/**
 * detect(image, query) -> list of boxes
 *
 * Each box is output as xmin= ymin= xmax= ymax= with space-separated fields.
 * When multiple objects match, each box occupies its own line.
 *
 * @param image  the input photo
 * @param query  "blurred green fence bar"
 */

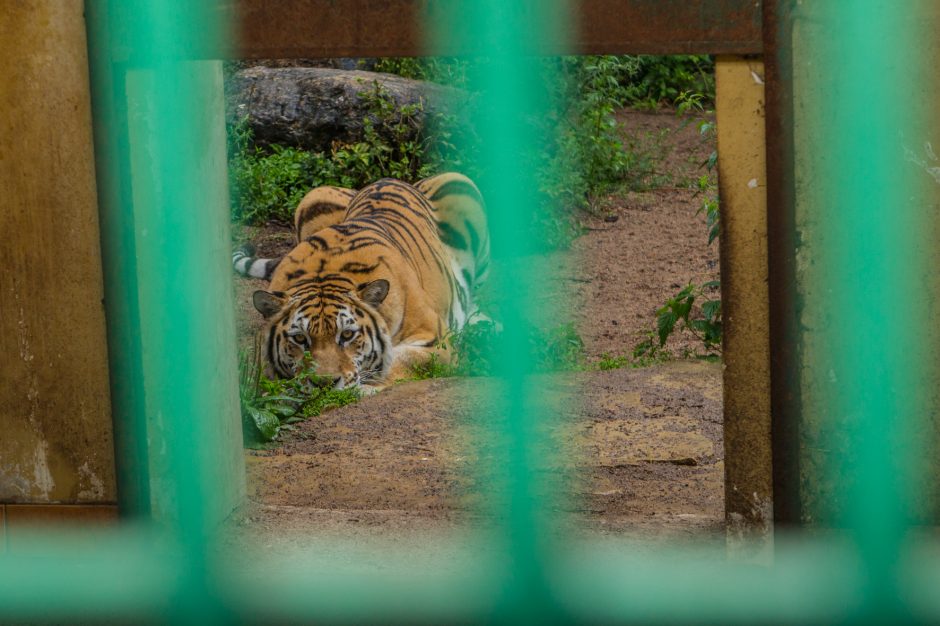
xmin=85 ymin=0 xmax=245 ymax=532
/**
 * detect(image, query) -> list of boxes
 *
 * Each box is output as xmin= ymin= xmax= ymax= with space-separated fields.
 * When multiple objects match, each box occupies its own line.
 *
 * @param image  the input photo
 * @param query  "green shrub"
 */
xmin=228 ymin=80 xmax=469 ymax=225
xmin=371 ymin=57 xmax=471 ymax=90
xmin=624 ymin=55 xmax=715 ymax=108
xmin=229 ymin=142 xmax=321 ymax=224
xmin=238 ymin=350 xmax=359 ymax=447
xmin=229 ymin=55 xmax=716 ymax=248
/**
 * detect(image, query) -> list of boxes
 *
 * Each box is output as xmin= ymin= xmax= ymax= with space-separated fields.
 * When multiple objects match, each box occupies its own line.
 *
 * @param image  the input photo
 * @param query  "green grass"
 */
xmin=406 ymin=321 xmax=586 ymax=381
xmin=239 ymin=350 xmax=360 ymax=448
xmin=406 ymin=320 xmax=694 ymax=381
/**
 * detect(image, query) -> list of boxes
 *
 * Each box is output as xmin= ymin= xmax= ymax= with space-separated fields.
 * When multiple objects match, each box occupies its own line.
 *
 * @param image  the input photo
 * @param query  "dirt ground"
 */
xmin=232 ymin=109 xmax=723 ymax=547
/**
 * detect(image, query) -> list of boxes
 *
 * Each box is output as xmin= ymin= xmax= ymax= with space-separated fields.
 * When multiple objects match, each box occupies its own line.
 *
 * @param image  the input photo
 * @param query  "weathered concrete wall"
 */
xmin=715 ymin=57 xmax=772 ymax=555
xmin=0 ymin=2 xmax=116 ymax=505
xmin=789 ymin=11 xmax=940 ymax=524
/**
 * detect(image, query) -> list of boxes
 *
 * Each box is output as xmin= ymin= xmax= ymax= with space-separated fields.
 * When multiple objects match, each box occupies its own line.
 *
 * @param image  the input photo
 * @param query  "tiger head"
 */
xmin=252 ymin=278 xmax=392 ymax=390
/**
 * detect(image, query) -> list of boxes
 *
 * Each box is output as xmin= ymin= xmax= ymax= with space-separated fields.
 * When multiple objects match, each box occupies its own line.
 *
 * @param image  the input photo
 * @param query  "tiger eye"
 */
xmin=340 ymin=329 xmax=355 ymax=342
xmin=291 ymin=334 xmax=307 ymax=346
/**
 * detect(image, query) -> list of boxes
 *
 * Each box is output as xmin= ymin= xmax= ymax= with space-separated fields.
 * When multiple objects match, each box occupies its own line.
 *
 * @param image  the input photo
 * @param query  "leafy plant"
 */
xmin=634 ymin=281 xmax=722 ymax=360
xmin=238 ymin=350 xmax=359 ymax=447
xmin=229 ymin=140 xmax=321 ymax=224
xmin=228 ymin=81 xmax=471 ymax=225
xmin=695 ymin=118 xmax=720 ymax=246
xmin=623 ymin=55 xmax=715 ymax=109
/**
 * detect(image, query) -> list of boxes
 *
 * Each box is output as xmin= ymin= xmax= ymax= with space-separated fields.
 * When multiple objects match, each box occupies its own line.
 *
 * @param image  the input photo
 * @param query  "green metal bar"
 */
xmin=425 ymin=1 xmax=577 ymax=620
xmin=83 ymin=0 xmax=243 ymax=621
xmin=13 ymin=531 xmax=940 ymax=623
xmin=785 ymin=1 xmax=937 ymax=620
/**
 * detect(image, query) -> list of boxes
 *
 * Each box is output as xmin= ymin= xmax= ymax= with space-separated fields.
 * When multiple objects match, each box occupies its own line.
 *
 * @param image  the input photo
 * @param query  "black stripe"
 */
xmin=340 ymin=261 xmax=380 ymax=274
xmin=465 ymin=219 xmax=481 ymax=255
xmin=428 ymin=180 xmax=484 ymax=204
xmin=360 ymin=306 xmax=386 ymax=358
xmin=299 ymin=201 xmax=345 ymax=226
xmin=438 ymin=222 xmax=468 ymax=251
xmin=305 ymin=235 xmax=329 ymax=250
xmin=286 ymin=269 xmax=306 ymax=280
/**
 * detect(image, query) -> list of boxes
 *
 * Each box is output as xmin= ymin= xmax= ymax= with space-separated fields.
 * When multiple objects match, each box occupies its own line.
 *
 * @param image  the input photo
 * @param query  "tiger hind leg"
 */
xmin=233 ymin=185 xmax=357 ymax=280
xmin=416 ymin=173 xmax=491 ymax=292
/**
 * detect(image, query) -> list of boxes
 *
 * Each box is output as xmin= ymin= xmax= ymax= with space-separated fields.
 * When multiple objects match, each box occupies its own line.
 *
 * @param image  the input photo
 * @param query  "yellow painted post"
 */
xmin=715 ymin=56 xmax=772 ymax=558
xmin=0 ymin=2 xmax=116 ymax=512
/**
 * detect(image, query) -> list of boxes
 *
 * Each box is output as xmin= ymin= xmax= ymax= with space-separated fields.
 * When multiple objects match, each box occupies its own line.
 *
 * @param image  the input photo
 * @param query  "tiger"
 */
xmin=233 ymin=172 xmax=490 ymax=393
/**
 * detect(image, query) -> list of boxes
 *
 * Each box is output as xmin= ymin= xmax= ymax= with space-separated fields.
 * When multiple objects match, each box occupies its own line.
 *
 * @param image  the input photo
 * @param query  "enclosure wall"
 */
xmin=0 ymin=0 xmax=118 ymax=534
xmin=766 ymin=1 xmax=940 ymax=525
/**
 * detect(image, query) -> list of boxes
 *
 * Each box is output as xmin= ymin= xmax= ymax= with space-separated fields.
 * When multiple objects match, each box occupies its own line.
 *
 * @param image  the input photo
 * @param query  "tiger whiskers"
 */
xmin=357 ymin=366 xmax=384 ymax=385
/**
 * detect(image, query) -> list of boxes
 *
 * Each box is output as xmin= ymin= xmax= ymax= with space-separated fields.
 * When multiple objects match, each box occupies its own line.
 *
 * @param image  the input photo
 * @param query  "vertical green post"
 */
xmin=776 ymin=0 xmax=940 ymax=619
xmin=427 ymin=1 xmax=573 ymax=620
xmin=85 ymin=0 xmax=244 ymax=554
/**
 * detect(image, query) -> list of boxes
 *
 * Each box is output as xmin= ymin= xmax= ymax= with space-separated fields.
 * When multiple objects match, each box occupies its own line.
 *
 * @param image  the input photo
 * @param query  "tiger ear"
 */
xmin=358 ymin=279 xmax=389 ymax=308
xmin=252 ymin=290 xmax=285 ymax=318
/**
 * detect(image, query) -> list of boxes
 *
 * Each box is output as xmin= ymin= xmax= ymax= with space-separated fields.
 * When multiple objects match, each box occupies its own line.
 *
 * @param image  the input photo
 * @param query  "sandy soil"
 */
xmin=231 ymin=109 xmax=723 ymax=546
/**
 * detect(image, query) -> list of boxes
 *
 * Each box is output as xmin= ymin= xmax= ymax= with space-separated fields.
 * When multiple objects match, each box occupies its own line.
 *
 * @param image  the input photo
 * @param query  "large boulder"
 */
xmin=226 ymin=67 xmax=465 ymax=152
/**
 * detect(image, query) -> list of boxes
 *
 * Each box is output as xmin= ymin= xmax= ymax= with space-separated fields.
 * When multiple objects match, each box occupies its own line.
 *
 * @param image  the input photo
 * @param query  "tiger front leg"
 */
xmin=387 ymin=342 xmax=454 ymax=383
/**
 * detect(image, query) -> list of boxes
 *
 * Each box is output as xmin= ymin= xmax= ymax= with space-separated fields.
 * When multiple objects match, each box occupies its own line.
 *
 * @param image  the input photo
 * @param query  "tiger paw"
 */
xmin=358 ymin=384 xmax=384 ymax=396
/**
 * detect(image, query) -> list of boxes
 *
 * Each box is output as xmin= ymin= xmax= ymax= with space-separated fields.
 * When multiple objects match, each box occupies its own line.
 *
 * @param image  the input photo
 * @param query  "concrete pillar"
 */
xmin=715 ymin=57 xmax=772 ymax=557
xmin=0 ymin=1 xmax=116 ymax=517
xmin=124 ymin=62 xmax=246 ymax=525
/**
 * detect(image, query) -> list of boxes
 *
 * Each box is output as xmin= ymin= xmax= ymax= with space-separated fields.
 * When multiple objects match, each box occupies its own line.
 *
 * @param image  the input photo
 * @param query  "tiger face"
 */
xmin=253 ymin=279 xmax=392 ymax=390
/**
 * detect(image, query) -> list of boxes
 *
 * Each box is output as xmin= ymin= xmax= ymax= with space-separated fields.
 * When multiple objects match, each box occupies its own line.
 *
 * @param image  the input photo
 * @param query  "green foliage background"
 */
xmin=227 ymin=55 xmax=715 ymax=250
